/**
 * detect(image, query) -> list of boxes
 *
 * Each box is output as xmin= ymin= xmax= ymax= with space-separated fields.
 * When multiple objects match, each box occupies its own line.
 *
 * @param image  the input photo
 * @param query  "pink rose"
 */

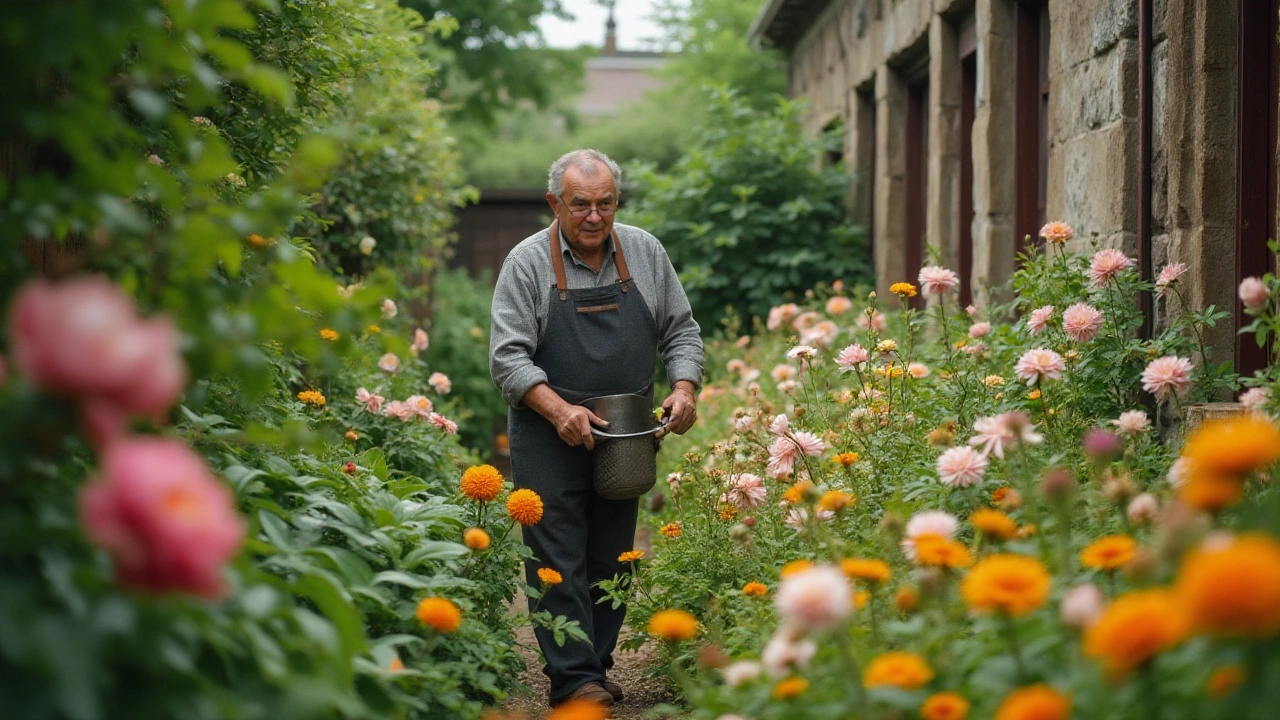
xmin=80 ymin=438 xmax=244 ymax=598
xmin=428 ymin=372 xmax=452 ymax=395
xmin=1239 ymin=276 xmax=1270 ymax=310
xmin=411 ymin=328 xmax=430 ymax=354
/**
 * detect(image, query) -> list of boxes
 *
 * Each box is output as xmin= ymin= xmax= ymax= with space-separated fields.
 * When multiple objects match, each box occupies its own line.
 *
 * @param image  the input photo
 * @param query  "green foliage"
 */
xmin=650 ymin=0 xmax=787 ymax=110
xmin=625 ymin=90 xmax=872 ymax=330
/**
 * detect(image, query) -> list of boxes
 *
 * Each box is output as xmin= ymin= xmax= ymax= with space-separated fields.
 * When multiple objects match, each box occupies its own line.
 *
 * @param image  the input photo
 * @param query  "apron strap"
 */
xmin=547 ymin=220 xmax=632 ymax=299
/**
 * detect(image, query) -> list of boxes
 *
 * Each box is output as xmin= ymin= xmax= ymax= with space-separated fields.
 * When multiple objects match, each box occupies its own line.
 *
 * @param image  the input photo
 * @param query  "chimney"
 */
xmin=603 ymin=2 xmax=617 ymax=55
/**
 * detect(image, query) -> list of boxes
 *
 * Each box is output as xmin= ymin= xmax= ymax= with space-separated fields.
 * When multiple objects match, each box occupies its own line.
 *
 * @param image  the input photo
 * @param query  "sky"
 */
xmin=538 ymin=0 xmax=670 ymax=51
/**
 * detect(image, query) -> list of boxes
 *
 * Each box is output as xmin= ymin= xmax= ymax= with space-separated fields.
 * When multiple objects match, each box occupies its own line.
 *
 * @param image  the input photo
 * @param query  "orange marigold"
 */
xmin=537 ymin=567 xmax=563 ymax=586
xmin=1205 ymin=664 xmax=1245 ymax=698
xmin=914 ymin=533 xmax=973 ymax=569
xmin=895 ymin=585 xmax=919 ymax=613
xmin=648 ymin=608 xmax=698 ymax=641
xmin=415 ymin=597 xmax=462 ymax=632
xmin=1083 ymin=588 xmax=1190 ymax=676
xmin=854 ymin=590 xmax=870 ymax=609
xmin=464 ymin=527 xmax=491 ymax=550
xmin=971 ymin=508 xmax=1018 ymax=541
xmin=319 ymin=328 xmax=339 ymax=341
xmin=718 ymin=504 xmax=739 ymax=520
xmin=297 ymin=390 xmax=326 ymax=406
xmin=772 ymin=677 xmax=809 ymax=699
xmin=1079 ymin=535 xmax=1137 ymax=571
xmin=344 ymin=429 xmax=359 ymax=441
xmin=834 ymin=452 xmax=860 ymax=466
xmin=660 ymin=522 xmax=682 ymax=538
xmin=841 ymin=558 xmax=892 ymax=584
xmin=388 ymin=655 xmax=405 ymax=672
xmin=506 ymin=488 xmax=543 ymax=525
xmin=782 ymin=480 xmax=815 ymax=505
xmin=890 ymin=282 xmax=918 ymax=298
xmin=1179 ymin=416 xmax=1280 ymax=511
xmin=863 ymin=651 xmax=933 ymax=690
xmin=618 ymin=549 xmax=645 ymax=563
xmin=780 ymin=559 xmax=814 ymax=578
xmin=961 ymin=554 xmax=1051 ymax=616
xmin=921 ymin=691 xmax=971 ymax=720
xmin=460 ymin=465 xmax=504 ymax=502
xmin=993 ymin=685 xmax=1071 ymax=720
xmin=743 ymin=581 xmax=769 ymax=597
xmin=818 ymin=490 xmax=855 ymax=513
xmin=1176 ymin=533 xmax=1280 ymax=637
xmin=547 ymin=698 xmax=609 ymax=720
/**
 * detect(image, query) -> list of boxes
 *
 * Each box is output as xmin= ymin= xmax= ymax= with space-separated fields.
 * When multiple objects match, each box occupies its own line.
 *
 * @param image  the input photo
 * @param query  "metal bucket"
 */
xmin=583 ymin=393 xmax=664 ymax=500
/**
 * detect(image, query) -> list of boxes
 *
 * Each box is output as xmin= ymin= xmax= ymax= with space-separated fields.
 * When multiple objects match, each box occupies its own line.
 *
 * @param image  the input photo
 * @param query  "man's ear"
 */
xmin=545 ymin=193 xmax=558 ymax=215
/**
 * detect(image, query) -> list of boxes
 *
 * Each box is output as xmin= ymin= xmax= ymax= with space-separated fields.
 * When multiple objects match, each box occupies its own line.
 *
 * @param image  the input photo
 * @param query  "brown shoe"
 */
xmin=558 ymin=681 xmax=614 ymax=708
xmin=601 ymin=679 xmax=624 ymax=702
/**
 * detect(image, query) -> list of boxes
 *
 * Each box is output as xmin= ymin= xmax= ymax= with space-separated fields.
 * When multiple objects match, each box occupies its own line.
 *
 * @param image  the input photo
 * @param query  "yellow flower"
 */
xmin=863 ymin=651 xmax=933 ymax=690
xmin=463 ymin=527 xmax=491 ymax=550
xmin=647 ymin=608 xmax=698 ymax=641
xmin=717 ymin=504 xmax=739 ymax=520
xmin=742 ymin=581 xmax=768 ymax=597
xmin=366 ymin=324 xmax=381 ymax=334
xmin=818 ymin=490 xmax=854 ymax=513
xmin=1179 ymin=416 xmax=1280 ymax=511
xmin=506 ymin=489 xmax=544 ymax=525
xmin=921 ymin=691 xmax=971 ymax=720
xmin=1083 ymin=588 xmax=1190 ymax=676
xmin=772 ymin=676 xmax=809 ymax=699
xmin=1080 ymin=535 xmax=1137 ymax=571
xmin=840 ymin=558 xmax=892 ymax=584
xmin=1027 ymin=388 xmax=1042 ymax=400
xmin=890 ymin=282 xmax=918 ymax=298
xmin=853 ymin=590 xmax=870 ymax=609
xmin=782 ymin=480 xmax=814 ymax=504
xmin=876 ymin=339 xmax=898 ymax=354
xmin=1176 ymin=533 xmax=1280 ymax=637
xmin=971 ymin=508 xmax=1018 ymax=541
xmin=344 ymin=429 xmax=359 ymax=441
xmin=983 ymin=374 xmax=1005 ymax=387
xmin=415 ymin=597 xmax=462 ymax=632
xmin=660 ymin=522 xmax=682 ymax=538
xmin=460 ymin=465 xmax=504 ymax=502
xmin=961 ymin=554 xmax=1051 ymax=616
xmin=537 ymin=567 xmax=563 ymax=586
xmin=319 ymin=328 xmax=339 ymax=341
xmin=618 ymin=550 xmax=645 ymax=563
xmin=413 ymin=193 xmax=424 ymax=203
xmin=547 ymin=699 xmax=610 ymax=720
xmin=834 ymin=452 xmax=860 ymax=466
xmin=780 ymin=559 xmax=813 ymax=578
xmin=994 ymin=685 xmax=1071 ymax=720
xmin=1205 ymin=664 xmax=1245 ymax=698
xmin=913 ymin=533 xmax=973 ymax=568
xmin=296 ymin=390 xmax=326 ymax=406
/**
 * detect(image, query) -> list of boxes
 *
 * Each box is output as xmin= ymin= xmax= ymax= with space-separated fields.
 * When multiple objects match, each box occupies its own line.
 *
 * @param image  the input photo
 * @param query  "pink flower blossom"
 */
xmin=792 ymin=311 xmax=822 ymax=332
xmin=1027 ymin=305 xmax=1055 ymax=335
xmin=1239 ymin=276 xmax=1270 ymax=310
xmin=723 ymin=472 xmax=767 ymax=509
xmin=1141 ymin=355 xmax=1194 ymax=403
xmin=792 ymin=430 xmax=826 ymax=457
xmin=856 ymin=310 xmax=888 ymax=332
xmin=968 ymin=321 xmax=991 ymax=339
xmin=736 ymin=335 xmax=751 ymax=349
xmin=907 ymin=362 xmax=930 ymax=379
xmin=1089 ymin=249 xmax=1135 ymax=286
xmin=726 ymin=358 xmax=746 ymax=374
xmin=761 ymin=626 xmax=817 ymax=677
xmin=382 ymin=400 xmax=415 ymax=422
xmin=801 ymin=320 xmax=840 ymax=348
xmin=356 ymin=387 xmax=384 ymax=414
xmin=429 ymin=412 xmax=458 ymax=434
xmin=721 ymin=661 xmax=762 ymax=687
xmin=1061 ymin=303 xmax=1104 ymax=342
xmin=381 ymin=298 xmax=398 ymax=319
xmin=768 ymin=414 xmax=790 ymax=436
xmin=786 ymin=345 xmax=818 ymax=362
xmin=1154 ymin=263 xmax=1187 ymax=295
xmin=965 ymin=304 xmax=978 ymax=316
xmin=377 ymin=353 xmax=401 ymax=374
xmin=1166 ymin=457 xmax=1190 ymax=488
xmin=1240 ymin=387 xmax=1271 ymax=412
xmin=784 ymin=507 xmax=834 ymax=528
xmin=770 ymin=364 xmax=797 ymax=382
xmin=918 ymin=265 xmax=961 ymax=295
xmin=825 ymin=296 xmax=852 ymax=315
xmin=80 ymin=438 xmax=244 ymax=598
xmin=428 ymin=371 xmax=452 ymax=394
xmin=836 ymin=344 xmax=869 ymax=369
xmin=1127 ymin=493 xmax=1159 ymax=525
xmin=1040 ymin=221 xmax=1074 ymax=244
xmin=969 ymin=412 xmax=1042 ymax=459
xmin=404 ymin=394 xmax=433 ymax=419
xmin=905 ymin=510 xmax=959 ymax=540
xmin=767 ymin=437 xmax=799 ymax=478
xmin=766 ymin=303 xmax=800 ymax=331
xmin=1014 ymin=348 xmax=1066 ymax=385
xmin=774 ymin=566 xmax=852 ymax=631
xmin=411 ymin=328 xmax=430 ymax=354
xmin=1060 ymin=584 xmax=1104 ymax=629
xmin=734 ymin=415 xmax=755 ymax=433
xmin=1111 ymin=409 xmax=1150 ymax=434
xmin=666 ymin=472 xmax=682 ymax=492
xmin=936 ymin=446 xmax=989 ymax=487
xmin=1082 ymin=429 xmax=1123 ymax=458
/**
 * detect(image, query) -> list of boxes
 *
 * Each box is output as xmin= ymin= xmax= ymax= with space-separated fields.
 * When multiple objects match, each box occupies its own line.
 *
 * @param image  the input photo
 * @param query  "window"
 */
xmin=905 ymin=74 xmax=929 ymax=308
xmin=1015 ymin=0 xmax=1049 ymax=253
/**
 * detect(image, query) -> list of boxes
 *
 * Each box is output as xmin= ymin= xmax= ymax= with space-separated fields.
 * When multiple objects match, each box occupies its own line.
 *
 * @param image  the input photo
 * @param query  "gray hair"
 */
xmin=547 ymin=149 xmax=622 ymax=198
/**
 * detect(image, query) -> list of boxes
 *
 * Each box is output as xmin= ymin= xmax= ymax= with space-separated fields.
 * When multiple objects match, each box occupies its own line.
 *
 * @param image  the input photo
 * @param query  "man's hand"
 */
xmin=551 ymin=404 xmax=610 ymax=450
xmin=659 ymin=381 xmax=698 ymax=436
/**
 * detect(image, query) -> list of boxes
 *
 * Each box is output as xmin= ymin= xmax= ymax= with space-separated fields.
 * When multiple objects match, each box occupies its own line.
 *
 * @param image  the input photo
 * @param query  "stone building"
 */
xmin=577 ymin=9 xmax=668 ymax=119
xmin=750 ymin=0 xmax=1278 ymax=374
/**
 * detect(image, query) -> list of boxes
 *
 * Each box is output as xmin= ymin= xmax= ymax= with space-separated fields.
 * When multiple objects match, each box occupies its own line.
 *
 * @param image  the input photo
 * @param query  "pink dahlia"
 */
xmin=825 ymin=296 xmax=852 ymax=316
xmin=907 ymin=362 xmax=931 ymax=379
xmin=1111 ymin=410 xmax=1150 ymax=435
xmin=1026 ymin=305 xmax=1055 ymax=335
xmin=836 ymin=344 xmax=870 ymax=369
xmin=801 ymin=320 xmax=840 ymax=348
xmin=405 ymin=394 xmax=433 ymax=419
xmin=918 ymin=265 xmax=961 ymax=295
xmin=905 ymin=510 xmax=959 ymax=540
xmin=1061 ymin=303 xmax=1104 ymax=342
xmin=1040 ymin=221 xmax=1074 ymax=244
xmin=1239 ymin=276 xmax=1270 ymax=310
xmin=381 ymin=298 xmax=398 ymax=319
xmin=1240 ymin=387 xmax=1271 ymax=412
xmin=428 ymin=371 xmax=452 ymax=395
xmin=429 ymin=412 xmax=458 ymax=434
xmin=792 ymin=311 xmax=822 ymax=332
xmin=768 ymin=414 xmax=790 ymax=435
xmin=969 ymin=411 xmax=1042 ymax=459
xmin=1060 ymin=584 xmax=1104 ymax=629
xmin=411 ymin=328 xmax=430 ymax=354
xmin=356 ymin=387 xmax=384 ymax=414
xmin=770 ymin=364 xmax=797 ymax=382
xmin=766 ymin=303 xmax=800 ymax=332
xmin=1154 ymin=263 xmax=1187 ymax=296
xmin=1141 ymin=355 xmax=1193 ymax=403
xmin=1014 ymin=348 xmax=1066 ymax=385
xmin=792 ymin=430 xmax=826 ymax=457
xmin=382 ymin=400 xmax=415 ymax=422
xmin=377 ymin=353 xmax=401 ymax=374
xmin=936 ymin=446 xmax=989 ymax=487
xmin=761 ymin=627 xmax=817 ymax=677
xmin=968 ymin=321 xmax=991 ymax=339
xmin=766 ymin=436 xmax=799 ymax=478
xmin=724 ymin=472 xmax=767 ymax=509
xmin=733 ymin=415 xmax=755 ymax=433
xmin=774 ymin=565 xmax=852 ymax=631
xmin=786 ymin=345 xmax=818 ymax=362
xmin=1088 ymin=249 xmax=1135 ymax=286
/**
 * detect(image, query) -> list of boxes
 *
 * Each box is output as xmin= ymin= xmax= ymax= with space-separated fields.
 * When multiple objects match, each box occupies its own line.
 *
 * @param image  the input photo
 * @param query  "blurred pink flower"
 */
xmin=968 ymin=321 xmax=991 ymax=338
xmin=761 ymin=626 xmax=817 ymax=677
xmin=1062 ymin=303 xmax=1103 ymax=342
xmin=1089 ymin=249 xmax=1135 ymax=286
xmin=792 ymin=311 xmax=822 ymax=332
xmin=405 ymin=394 xmax=433 ymax=419
xmin=906 ymin=510 xmax=959 ymax=540
xmin=726 ymin=358 xmax=746 ymax=374
xmin=836 ymin=344 xmax=869 ymax=369
xmin=411 ymin=328 xmax=430 ymax=354
xmin=1082 ymin=428 xmax=1123 ymax=458
xmin=1060 ymin=583 xmax=1104 ymax=629
xmin=792 ymin=430 xmax=826 ymax=457
xmin=1040 ymin=221 xmax=1074 ymax=244
xmin=1014 ymin=348 xmax=1066 ymax=385
xmin=801 ymin=320 xmax=840 ymax=348
xmin=429 ymin=412 xmax=458 ymax=434
xmin=1239 ymin=276 xmax=1270 ymax=309
xmin=1154 ymin=263 xmax=1187 ymax=295
xmin=1111 ymin=409 xmax=1150 ymax=434
xmin=1026 ymin=305 xmax=1055 ymax=335
xmin=768 ymin=414 xmax=790 ymax=435
xmin=825 ymin=296 xmax=852 ymax=316
xmin=777 ymin=378 xmax=798 ymax=394
xmin=723 ymin=472 xmax=767 ymax=509
xmin=766 ymin=303 xmax=800 ymax=331
xmin=1240 ymin=387 xmax=1271 ymax=411
xmin=784 ymin=507 xmax=834 ymax=529
xmin=965 ymin=304 xmax=978 ymax=316
xmin=786 ymin=345 xmax=818 ymax=362
xmin=1141 ymin=355 xmax=1193 ymax=403
xmin=1127 ymin=493 xmax=1159 ymax=525
xmin=356 ymin=387 xmax=384 ymax=414
xmin=969 ymin=412 xmax=1042 ymax=459
xmin=382 ymin=400 xmax=414 ymax=422
xmin=918 ymin=265 xmax=960 ymax=295
xmin=733 ymin=415 xmax=755 ymax=433
xmin=907 ymin=362 xmax=930 ymax=379
xmin=770 ymin=364 xmax=797 ymax=382
xmin=666 ymin=472 xmax=682 ymax=492
xmin=856 ymin=310 xmax=888 ymax=332
xmin=428 ymin=372 xmax=452 ymax=394
xmin=381 ymin=298 xmax=398 ymax=319
xmin=775 ymin=566 xmax=852 ymax=631
xmin=80 ymin=438 xmax=244 ymax=598
xmin=936 ymin=446 xmax=988 ymax=487
xmin=721 ymin=661 xmax=762 ymax=687
xmin=735 ymin=335 xmax=751 ymax=349
xmin=377 ymin=353 xmax=401 ymax=374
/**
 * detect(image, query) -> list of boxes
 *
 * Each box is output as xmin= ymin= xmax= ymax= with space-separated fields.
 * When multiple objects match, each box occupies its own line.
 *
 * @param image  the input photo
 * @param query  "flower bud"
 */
xmin=343 ymin=462 xmax=357 ymax=475
xmin=697 ymin=644 xmax=730 ymax=670
xmin=1101 ymin=470 xmax=1137 ymax=506
xmin=743 ymin=516 xmax=757 ymax=527
xmin=1082 ymin=429 xmax=1123 ymax=460
xmin=894 ymin=585 xmax=919 ymax=613
xmin=1122 ymin=547 xmax=1159 ymax=582
xmin=1126 ymin=493 xmax=1158 ymax=525
xmin=728 ymin=523 xmax=752 ymax=544
xmin=1040 ymin=467 xmax=1075 ymax=499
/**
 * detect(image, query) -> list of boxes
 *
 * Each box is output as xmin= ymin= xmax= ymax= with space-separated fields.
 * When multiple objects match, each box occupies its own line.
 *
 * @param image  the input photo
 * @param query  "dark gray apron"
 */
xmin=508 ymin=221 xmax=659 ymax=702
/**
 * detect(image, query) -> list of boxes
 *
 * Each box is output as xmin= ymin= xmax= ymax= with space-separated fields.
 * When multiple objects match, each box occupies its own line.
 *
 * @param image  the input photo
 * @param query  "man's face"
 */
xmin=546 ymin=162 xmax=617 ymax=257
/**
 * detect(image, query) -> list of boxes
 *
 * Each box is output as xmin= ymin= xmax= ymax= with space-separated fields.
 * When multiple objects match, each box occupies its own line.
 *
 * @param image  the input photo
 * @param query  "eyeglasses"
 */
xmin=559 ymin=195 xmax=617 ymax=218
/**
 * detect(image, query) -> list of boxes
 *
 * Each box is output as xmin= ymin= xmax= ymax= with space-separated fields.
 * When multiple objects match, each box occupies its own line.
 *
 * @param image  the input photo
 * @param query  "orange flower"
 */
xmin=464 ymin=527 xmax=491 ymax=550
xmin=994 ymin=684 xmax=1071 ymax=720
xmin=506 ymin=489 xmax=543 ymax=525
xmin=1083 ymin=589 xmax=1190 ymax=676
xmin=618 ymin=549 xmax=645 ymax=563
xmin=834 ymin=452 xmax=860 ymax=466
xmin=344 ymin=429 xmax=359 ymax=441
xmin=388 ymin=655 xmax=405 ymax=672
xmin=547 ymin=698 xmax=609 ymax=720
xmin=460 ymin=465 xmax=504 ymax=502
xmin=742 ymin=581 xmax=768 ymax=597
xmin=1205 ymin=664 xmax=1245 ymax=698
xmin=914 ymin=533 xmax=973 ymax=568
xmin=921 ymin=691 xmax=970 ymax=720
xmin=780 ymin=559 xmax=814 ymax=578
xmin=890 ymin=282 xmax=918 ymax=298
xmin=1179 ymin=415 xmax=1280 ymax=510
xmin=971 ymin=508 xmax=1018 ymax=541
xmin=1176 ymin=533 xmax=1280 ymax=637
xmin=840 ymin=558 xmax=892 ymax=584
xmin=718 ymin=504 xmax=739 ymax=520
xmin=648 ymin=609 xmax=698 ymax=641
xmin=782 ymin=480 xmax=815 ymax=504
xmin=818 ymin=490 xmax=855 ymax=513
xmin=660 ymin=522 xmax=682 ymax=538
xmin=895 ymin=585 xmax=919 ymax=613
xmin=1079 ymin=535 xmax=1137 ymax=571
xmin=961 ymin=554 xmax=1051 ymax=616
xmin=853 ymin=590 xmax=870 ymax=609
xmin=537 ymin=567 xmax=563 ymax=586
xmin=319 ymin=328 xmax=339 ymax=341
xmin=863 ymin=651 xmax=933 ymax=690
xmin=296 ymin=390 xmax=326 ymax=406
xmin=415 ymin=597 xmax=462 ymax=632
xmin=772 ymin=676 xmax=809 ymax=699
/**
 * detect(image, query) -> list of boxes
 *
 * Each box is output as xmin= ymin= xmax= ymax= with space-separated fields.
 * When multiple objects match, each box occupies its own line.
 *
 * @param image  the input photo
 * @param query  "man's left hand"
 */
xmin=659 ymin=381 xmax=698 ymax=436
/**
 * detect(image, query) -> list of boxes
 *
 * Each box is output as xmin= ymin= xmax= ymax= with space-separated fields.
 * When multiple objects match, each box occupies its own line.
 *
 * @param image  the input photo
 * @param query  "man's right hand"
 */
xmin=551 ymin=404 xmax=610 ymax=450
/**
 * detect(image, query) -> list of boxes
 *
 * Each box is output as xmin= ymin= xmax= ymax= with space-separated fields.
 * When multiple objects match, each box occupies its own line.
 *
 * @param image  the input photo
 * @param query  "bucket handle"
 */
xmin=591 ymin=417 xmax=668 ymax=440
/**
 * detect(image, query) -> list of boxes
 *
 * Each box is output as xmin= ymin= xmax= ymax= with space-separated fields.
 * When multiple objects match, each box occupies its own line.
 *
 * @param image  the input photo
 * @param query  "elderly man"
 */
xmin=489 ymin=149 xmax=703 ymax=707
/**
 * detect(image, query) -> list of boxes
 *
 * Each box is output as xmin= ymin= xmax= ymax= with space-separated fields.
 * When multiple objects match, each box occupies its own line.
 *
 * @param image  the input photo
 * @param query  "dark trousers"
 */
xmin=510 ymin=408 xmax=638 ymax=703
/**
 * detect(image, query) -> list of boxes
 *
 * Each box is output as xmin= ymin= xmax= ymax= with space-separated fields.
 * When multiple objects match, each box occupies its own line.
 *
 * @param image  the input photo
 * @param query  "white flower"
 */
xmin=774 ymin=566 xmax=852 ymax=631
xmin=381 ymin=298 xmax=398 ymax=319
xmin=360 ymin=236 xmax=377 ymax=255
xmin=787 ymin=344 xmax=818 ymax=361
xmin=1112 ymin=410 xmax=1151 ymax=435
xmin=760 ymin=626 xmax=817 ymax=677
xmin=905 ymin=510 xmax=959 ymax=540
xmin=720 ymin=661 xmax=762 ymax=687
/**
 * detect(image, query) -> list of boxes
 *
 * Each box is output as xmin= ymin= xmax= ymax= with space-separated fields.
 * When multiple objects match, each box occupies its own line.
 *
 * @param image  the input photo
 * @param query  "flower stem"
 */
xmin=1002 ymin=614 xmax=1029 ymax=682
xmin=834 ymin=631 xmax=871 ymax=716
